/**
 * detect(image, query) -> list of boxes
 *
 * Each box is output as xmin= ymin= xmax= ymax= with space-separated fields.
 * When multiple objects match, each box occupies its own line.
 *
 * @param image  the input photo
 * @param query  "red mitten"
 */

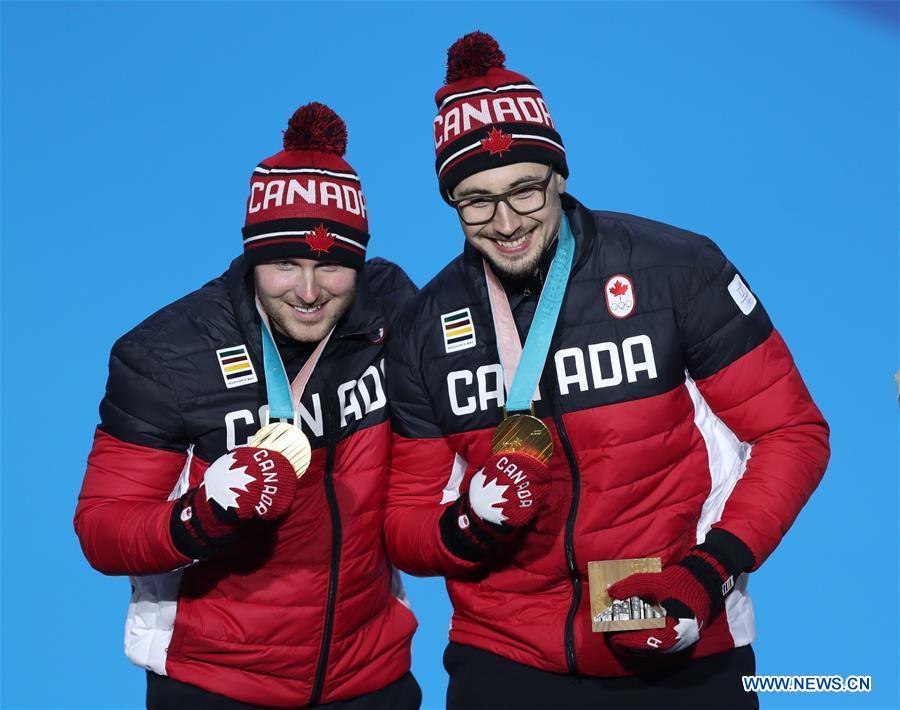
xmin=171 ymin=447 xmax=297 ymax=559
xmin=440 ymin=451 xmax=549 ymax=562
xmin=607 ymin=531 xmax=754 ymax=654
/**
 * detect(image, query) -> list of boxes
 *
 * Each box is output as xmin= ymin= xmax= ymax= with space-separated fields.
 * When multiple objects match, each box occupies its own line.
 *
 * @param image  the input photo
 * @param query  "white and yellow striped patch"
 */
xmin=441 ymin=308 xmax=476 ymax=353
xmin=216 ymin=344 xmax=257 ymax=388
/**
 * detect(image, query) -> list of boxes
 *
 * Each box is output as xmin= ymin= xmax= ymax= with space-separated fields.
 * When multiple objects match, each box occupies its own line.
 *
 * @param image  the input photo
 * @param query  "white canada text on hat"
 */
xmin=434 ymin=95 xmax=555 ymax=149
xmin=248 ymin=178 xmax=367 ymax=219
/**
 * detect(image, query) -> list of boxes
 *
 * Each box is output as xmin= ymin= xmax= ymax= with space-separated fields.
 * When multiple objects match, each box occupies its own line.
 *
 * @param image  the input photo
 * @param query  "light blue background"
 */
xmin=2 ymin=2 xmax=897 ymax=708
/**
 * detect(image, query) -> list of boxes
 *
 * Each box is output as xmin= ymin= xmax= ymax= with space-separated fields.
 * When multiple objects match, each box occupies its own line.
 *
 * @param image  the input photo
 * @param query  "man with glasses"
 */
xmin=384 ymin=32 xmax=829 ymax=708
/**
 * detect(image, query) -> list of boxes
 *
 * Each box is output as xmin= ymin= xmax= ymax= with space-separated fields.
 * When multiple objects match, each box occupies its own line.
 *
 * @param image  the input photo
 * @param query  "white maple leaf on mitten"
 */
xmin=201 ymin=452 xmax=255 ymax=510
xmin=468 ymin=471 xmax=510 ymax=525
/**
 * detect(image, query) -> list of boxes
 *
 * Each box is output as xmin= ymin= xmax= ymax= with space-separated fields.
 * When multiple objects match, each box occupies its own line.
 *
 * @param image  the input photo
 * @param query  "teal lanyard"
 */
xmin=255 ymin=298 xmax=334 ymax=424
xmin=259 ymin=317 xmax=295 ymax=421
xmin=504 ymin=214 xmax=575 ymax=413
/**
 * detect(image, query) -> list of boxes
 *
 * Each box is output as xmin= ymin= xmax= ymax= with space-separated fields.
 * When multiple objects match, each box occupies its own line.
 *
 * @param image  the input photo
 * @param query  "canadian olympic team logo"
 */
xmin=605 ymin=274 xmax=635 ymax=319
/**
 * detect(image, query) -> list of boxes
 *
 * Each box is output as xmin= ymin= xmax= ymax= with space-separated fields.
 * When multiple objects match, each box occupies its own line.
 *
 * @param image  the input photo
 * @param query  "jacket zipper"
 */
xmin=508 ymin=240 xmax=582 ymax=675
xmin=309 ymin=401 xmax=342 ymax=706
xmin=555 ymin=411 xmax=582 ymax=676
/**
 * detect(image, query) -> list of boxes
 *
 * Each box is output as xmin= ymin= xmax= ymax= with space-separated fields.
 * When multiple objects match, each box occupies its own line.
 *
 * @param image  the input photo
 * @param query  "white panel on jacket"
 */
xmin=124 ymin=447 xmax=194 ymax=676
xmin=685 ymin=375 xmax=756 ymax=649
xmin=440 ymin=452 xmax=469 ymax=504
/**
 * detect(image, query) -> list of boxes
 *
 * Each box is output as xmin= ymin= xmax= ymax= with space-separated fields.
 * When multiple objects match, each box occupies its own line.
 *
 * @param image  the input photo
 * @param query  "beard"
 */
xmin=471 ymin=209 xmax=562 ymax=281
xmin=482 ymin=248 xmax=545 ymax=280
xmin=262 ymin=292 xmax=354 ymax=343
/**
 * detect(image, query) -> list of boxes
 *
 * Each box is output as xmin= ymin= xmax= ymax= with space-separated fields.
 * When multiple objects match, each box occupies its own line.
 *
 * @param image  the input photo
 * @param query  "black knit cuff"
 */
xmin=681 ymin=529 xmax=756 ymax=615
xmin=439 ymin=498 xmax=501 ymax=563
xmin=699 ymin=528 xmax=756 ymax=578
xmin=169 ymin=490 xmax=236 ymax=561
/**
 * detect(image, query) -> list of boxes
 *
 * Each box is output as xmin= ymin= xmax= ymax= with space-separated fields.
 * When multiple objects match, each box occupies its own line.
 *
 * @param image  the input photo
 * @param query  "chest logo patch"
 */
xmin=216 ymin=344 xmax=258 ymax=389
xmin=605 ymin=274 xmax=635 ymax=319
xmin=441 ymin=308 xmax=477 ymax=353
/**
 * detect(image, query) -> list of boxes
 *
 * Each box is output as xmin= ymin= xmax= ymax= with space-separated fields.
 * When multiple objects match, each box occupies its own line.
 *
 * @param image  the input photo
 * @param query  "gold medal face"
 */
xmin=249 ymin=422 xmax=312 ymax=479
xmin=491 ymin=414 xmax=553 ymax=465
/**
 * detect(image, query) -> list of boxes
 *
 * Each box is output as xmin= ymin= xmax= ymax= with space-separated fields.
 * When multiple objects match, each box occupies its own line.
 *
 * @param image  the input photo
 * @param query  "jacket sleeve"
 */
xmin=678 ymin=240 xmax=830 ymax=570
xmin=383 ymin=310 xmax=481 ymax=577
xmin=74 ymin=338 xmax=194 ymax=575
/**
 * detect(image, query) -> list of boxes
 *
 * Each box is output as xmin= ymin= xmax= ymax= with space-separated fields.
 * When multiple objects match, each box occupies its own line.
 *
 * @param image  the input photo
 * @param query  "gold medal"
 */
xmin=249 ymin=422 xmax=312 ymax=479
xmin=491 ymin=413 xmax=553 ymax=465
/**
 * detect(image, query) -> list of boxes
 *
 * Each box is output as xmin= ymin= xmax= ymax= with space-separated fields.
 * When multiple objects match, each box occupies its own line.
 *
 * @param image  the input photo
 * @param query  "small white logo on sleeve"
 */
xmin=722 ymin=575 xmax=735 ymax=596
xmin=727 ymin=274 xmax=757 ymax=315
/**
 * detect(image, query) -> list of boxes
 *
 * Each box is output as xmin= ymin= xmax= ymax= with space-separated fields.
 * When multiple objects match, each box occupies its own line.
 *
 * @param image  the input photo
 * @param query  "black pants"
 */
xmin=146 ymin=671 xmax=421 ymax=710
xmin=445 ymin=642 xmax=759 ymax=710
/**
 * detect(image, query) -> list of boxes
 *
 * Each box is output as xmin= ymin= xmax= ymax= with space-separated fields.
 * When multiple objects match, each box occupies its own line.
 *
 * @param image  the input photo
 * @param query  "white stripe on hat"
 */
xmin=510 ymin=133 xmax=566 ymax=152
xmin=243 ymin=229 xmax=366 ymax=251
xmin=253 ymin=166 xmax=360 ymax=182
xmin=438 ymin=83 xmax=540 ymax=111
xmin=437 ymin=132 xmax=566 ymax=178
xmin=437 ymin=141 xmax=482 ymax=177
xmin=335 ymin=234 xmax=366 ymax=251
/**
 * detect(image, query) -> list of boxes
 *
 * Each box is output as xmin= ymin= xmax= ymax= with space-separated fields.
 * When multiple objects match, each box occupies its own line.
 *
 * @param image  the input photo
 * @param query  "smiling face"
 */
xmin=451 ymin=162 xmax=566 ymax=279
xmin=254 ymin=259 xmax=357 ymax=343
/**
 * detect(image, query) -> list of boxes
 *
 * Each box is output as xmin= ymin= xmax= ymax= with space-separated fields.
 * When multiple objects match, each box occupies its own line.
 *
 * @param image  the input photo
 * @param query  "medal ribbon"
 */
xmin=255 ymin=297 xmax=333 ymax=422
xmin=484 ymin=213 xmax=575 ymax=414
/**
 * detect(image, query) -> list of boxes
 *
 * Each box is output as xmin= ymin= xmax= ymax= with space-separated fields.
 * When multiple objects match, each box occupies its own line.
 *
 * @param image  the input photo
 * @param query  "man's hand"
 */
xmin=440 ymin=451 xmax=549 ymax=562
xmin=171 ymin=447 xmax=297 ymax=559
xmin=606 ymin=535 xmax=752 ymax=654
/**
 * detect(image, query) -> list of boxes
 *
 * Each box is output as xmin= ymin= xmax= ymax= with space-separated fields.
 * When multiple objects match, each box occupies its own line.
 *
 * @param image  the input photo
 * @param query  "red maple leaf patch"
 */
xmin=481 ymin=127 xmax=514 ymax=156
xmin=609 ymin=280 xmax=629 ymax=297
xmin=305 ymin=223 xmax=335 ymax=254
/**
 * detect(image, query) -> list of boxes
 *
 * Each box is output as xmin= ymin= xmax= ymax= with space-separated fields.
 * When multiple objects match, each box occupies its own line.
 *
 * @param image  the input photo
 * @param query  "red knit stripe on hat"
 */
xmin=245 ymin=236 xmax=365 ymax=256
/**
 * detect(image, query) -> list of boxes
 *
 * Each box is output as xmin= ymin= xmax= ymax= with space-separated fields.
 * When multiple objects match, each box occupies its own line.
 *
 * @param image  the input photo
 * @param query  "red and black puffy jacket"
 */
xmin=74 ymin=256 xmax=418 ymax=707
xmin=385 ymin=194 xmax=829 ymax=677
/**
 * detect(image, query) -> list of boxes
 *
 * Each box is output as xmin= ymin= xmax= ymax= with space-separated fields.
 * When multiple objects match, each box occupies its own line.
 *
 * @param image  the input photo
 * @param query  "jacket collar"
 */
xmin=561 ymin=192 xmax=598 ymax=273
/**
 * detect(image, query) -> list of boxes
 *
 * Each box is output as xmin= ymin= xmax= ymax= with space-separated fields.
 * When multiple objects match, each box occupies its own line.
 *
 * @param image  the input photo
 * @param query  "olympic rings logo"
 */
xmin=610 ymin=299 xmax=633 ymax=311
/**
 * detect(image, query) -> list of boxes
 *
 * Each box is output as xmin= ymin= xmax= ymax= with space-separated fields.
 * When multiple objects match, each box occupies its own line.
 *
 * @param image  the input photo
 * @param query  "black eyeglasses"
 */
xmin=448 ymin=168 xmax=555 ymax=225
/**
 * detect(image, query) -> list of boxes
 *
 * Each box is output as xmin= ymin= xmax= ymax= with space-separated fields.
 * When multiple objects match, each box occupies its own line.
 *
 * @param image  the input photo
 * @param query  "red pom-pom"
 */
xmin=446 ymin=31 xmax=506 ymax=83
xmin=283 ymin=102 xmax=347 ymax=156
